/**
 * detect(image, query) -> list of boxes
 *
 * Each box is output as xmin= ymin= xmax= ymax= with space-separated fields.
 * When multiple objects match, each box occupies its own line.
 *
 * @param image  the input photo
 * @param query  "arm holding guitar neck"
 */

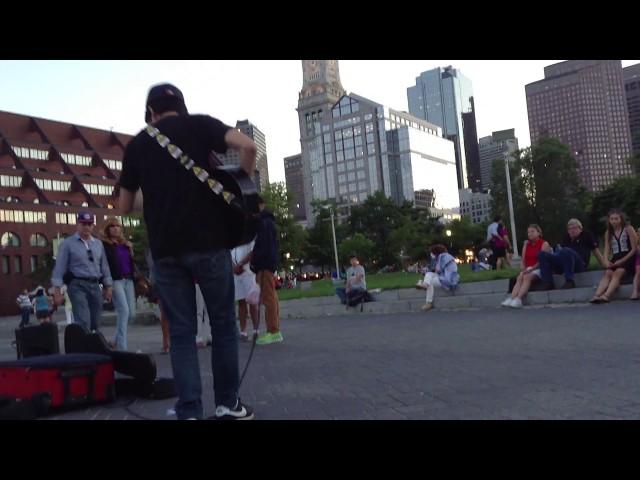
xmin=224 ymin=129 xmax=257 ymax=176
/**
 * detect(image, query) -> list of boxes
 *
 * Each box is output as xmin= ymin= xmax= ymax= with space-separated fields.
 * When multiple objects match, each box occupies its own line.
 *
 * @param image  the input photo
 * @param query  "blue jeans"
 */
xmin=153 ymin=248 xmax=239 ymax=420
xmin=19 ymin=307 xmax=31 ymax=327
xmin=538 ymin=248 xmax=586 ymax=284
xmin=67 ymin=279 xmax=103 ymax=331
xmin=112 ymin=279 xmax=136 ymax=350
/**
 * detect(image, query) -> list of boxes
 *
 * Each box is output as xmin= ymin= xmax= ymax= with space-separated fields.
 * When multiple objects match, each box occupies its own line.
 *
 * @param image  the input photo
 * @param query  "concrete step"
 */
xmin=279 ymin=284 xmax=635 ymax=319
xmin=281 ymin=269 xmax=617 ymax=309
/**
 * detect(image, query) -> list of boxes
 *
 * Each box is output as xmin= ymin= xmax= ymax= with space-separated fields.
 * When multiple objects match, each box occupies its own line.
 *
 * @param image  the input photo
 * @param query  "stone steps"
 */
xmin=280 ymin=270 xmax=633 ymax=319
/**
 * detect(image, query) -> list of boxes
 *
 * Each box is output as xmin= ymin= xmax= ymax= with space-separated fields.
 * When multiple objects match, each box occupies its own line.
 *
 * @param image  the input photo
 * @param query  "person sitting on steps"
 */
xmin=537 ymin=218 xmax=606 ymax=291
xmin=417 ymin=244 xmax=460 ymax=312
xmin=590 ymin=209 xmax=637 ymax=304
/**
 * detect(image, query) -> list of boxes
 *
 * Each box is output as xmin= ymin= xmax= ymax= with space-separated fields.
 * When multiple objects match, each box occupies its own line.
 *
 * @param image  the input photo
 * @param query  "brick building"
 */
xmin=0 ymin=110 xmax=136 ymax=315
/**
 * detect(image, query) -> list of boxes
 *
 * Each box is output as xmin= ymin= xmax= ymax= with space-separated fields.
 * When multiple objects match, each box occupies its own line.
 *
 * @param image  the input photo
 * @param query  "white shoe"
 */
xmin=509 ymin=298 xmax=523 ymax=309
xmin=501 ymin=297 xmax=514 ymax=307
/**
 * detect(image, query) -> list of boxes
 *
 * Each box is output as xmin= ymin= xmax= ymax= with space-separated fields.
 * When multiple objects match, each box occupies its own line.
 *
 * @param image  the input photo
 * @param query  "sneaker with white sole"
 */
xmin=509 ymin=298 xmax=523 ymax=309
xmin=501 ymin=297 xmax=514 ymax=307
xmin=213 ymin=399 xmax=254 ymax=420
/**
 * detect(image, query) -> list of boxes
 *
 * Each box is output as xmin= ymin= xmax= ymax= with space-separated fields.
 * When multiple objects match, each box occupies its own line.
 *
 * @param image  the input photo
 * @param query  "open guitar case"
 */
xmin=64 ymin=324 xmax=176 ymax=400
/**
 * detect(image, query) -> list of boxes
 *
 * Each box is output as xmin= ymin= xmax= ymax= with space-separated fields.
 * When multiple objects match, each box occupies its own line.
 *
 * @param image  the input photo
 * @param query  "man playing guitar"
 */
xmin=119 ymin=83 xmax=257 ymax=420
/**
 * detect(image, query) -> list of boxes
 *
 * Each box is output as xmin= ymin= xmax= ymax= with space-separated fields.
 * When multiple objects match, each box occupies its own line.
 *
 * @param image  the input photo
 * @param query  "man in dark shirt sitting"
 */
xmin=538 ymin=218 xmax=606 ymax=290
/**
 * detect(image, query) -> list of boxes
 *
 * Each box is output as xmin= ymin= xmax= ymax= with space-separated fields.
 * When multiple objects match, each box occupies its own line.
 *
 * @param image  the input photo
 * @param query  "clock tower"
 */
xmin=297 ymin=60 xmax=345 ymax=223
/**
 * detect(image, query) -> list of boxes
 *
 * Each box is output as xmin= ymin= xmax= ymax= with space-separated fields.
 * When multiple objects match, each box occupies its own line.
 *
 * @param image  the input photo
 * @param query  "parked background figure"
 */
xmin=251 ymin=196 xmax=282 ymax=346
xmin=590 ymin=209 xmax=638 ymax=304
xmin=16 ymin=289 xmax=31 ymax=328
xmin=630 ymin=227 xmax=640 ymax=301
xmin=102 ymin=217 xmax=137 ymax=350
xmin=32 ymin=287 xmax=52 ymax=324
xmin=501 ymin=224 xmax=552 ymax=308
xmin=499 ymin=222 xmax=512 ymax=268
xmin=486 ymin=216 xmax=504 ymax=270
xmin=145 ymin=248 xmax=170 ymax=354
xmin=232 ymin=239 xmax=260 ymax=342
xmin=417 ymin=244 xmax=460 ymax=312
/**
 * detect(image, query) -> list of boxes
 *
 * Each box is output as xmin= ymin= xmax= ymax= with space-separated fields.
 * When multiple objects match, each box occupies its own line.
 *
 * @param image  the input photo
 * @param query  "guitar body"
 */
xmin=208 ymin=157 xmax=260 ymax=249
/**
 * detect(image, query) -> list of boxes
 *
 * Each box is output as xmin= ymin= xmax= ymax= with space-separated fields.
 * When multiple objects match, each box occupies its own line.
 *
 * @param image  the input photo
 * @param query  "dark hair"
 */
xmin=349 ymin=254 xmax=358 ymax=260
xmin=493 ymin=215 xmax=502 ymax=223
xmin=146 ymin=97 xmax=188 ymax=122
xmin=606 ymin=209 xmax=629 ymax=241
xmin=36 ymin=288 xmax=44 ymax=297
xmin=430 ymin=244 xmax=447 ymax=256
xmin=257 ymin=195 xmax=265 ymax=205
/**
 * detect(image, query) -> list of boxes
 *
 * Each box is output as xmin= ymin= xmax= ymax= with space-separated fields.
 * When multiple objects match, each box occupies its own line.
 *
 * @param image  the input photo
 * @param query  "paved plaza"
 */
xmin=2 ymin=302 xmax=640 ymax=420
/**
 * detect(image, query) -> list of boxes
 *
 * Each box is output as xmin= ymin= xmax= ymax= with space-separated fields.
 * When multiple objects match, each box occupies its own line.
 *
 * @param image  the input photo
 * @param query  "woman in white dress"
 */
xmin=231 ymin=239 xmax=260 ymax=341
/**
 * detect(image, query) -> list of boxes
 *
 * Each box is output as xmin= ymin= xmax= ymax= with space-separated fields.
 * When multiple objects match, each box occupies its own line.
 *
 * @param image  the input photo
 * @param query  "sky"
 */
xmin=0 ymin=60 xmax=638 ymax=183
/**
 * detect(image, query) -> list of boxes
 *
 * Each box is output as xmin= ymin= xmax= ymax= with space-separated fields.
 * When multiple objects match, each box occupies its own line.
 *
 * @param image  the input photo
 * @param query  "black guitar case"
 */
xmin=64 ymin=324 xmax=156 ymax=384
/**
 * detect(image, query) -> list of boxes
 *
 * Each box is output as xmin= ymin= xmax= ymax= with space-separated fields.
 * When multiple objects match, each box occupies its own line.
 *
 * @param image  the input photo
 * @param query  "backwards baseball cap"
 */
xmin=77 ymin=211 xmax=94 ymax=224
xmin=145 ymin=83 xmax=188 ymax=123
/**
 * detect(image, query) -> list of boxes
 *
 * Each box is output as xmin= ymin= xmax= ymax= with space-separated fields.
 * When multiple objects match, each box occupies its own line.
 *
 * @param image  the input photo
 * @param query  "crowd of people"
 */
xmin=11 ymin=81 xmax=640 ymax=422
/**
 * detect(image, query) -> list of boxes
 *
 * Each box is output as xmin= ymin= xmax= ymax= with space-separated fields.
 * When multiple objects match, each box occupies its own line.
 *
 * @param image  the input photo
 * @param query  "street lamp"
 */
xmin=504 ymin=155 xmax=519 ymax=258
xmin=320 ymin=205 xmax=340 ymax=280
xmin=445 ymin=229 xmax=452 ymax=250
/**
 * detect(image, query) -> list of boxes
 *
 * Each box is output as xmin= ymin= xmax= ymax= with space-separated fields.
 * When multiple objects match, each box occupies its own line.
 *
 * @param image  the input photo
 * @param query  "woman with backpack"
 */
xmin=32 ymin=288 xmax=53 ymax=324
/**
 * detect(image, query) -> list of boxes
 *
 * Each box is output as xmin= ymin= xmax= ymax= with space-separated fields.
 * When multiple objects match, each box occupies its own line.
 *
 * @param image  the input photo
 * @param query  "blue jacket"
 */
xmin=251 ymin=210 xmax=279 ymax=272
xmin=436 ymin=253 xmax=460 ymax=290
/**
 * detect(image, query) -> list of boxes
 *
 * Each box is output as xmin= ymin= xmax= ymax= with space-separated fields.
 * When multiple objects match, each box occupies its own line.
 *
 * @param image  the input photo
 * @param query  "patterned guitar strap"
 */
xmin=144 ymin=124 xmax=237 ymax=205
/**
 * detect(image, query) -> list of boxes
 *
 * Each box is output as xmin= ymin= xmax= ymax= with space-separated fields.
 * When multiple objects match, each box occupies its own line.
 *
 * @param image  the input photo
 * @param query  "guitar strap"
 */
xmin=144 ymin=124 xmax=237 ymax=205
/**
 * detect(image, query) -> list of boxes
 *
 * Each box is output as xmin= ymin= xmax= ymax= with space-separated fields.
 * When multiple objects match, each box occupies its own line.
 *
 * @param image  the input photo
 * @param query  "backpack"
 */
xmin=34 ymin=296 xmax=49 ymax=313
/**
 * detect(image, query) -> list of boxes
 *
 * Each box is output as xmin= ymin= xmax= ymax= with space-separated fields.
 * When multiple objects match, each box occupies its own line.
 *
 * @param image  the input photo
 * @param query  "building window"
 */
xmin=83 ymin=184 xmax=114 ymax=196
xmin=2 ymin=256 xmax=9 ymax=274
xmin=12 ymin=146 xmax=48 ymax=161
xmin=104 ymin=159 xmax=122 ymax=171
xmin=61 ymin=153 xmax=92 ymax=166
xmin=0 ymin=175 xmax=22 ymax=188
xmin=1 ymin=232 xmax=21 ymax=247
xmin=0 ymin=210 xmax=46 ymax=223
xmin=34 ymin=178 xmax=71 ymax=192
xmin=13 ymin=256 xmax=22 ymax=274
xmin=30 ymin=255 xmax=38 ymax=272
xmin=30 ymin=233 xmax=48 ymax=247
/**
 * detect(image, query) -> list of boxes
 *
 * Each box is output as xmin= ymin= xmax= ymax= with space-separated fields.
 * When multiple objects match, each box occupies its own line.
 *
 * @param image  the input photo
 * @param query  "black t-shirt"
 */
xmin=119 ymin=114 xmax=232 ymax=260
xmin=561 ymin=230 xmax=599 ymax=266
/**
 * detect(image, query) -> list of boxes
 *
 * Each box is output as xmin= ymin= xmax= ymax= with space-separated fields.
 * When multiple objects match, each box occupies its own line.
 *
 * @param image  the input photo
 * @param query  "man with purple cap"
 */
xmin=51 ymin=211 xmax=113 ymax=331
xmin=119 ymin=82 xmax=257 ymax=420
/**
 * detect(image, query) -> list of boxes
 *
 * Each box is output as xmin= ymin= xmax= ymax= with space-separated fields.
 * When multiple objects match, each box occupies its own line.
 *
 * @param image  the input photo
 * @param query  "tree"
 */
xmin=590 ymin=175 xmax=640 ymax=236
xmin=339 ymin=233 xmax=375 ymax=267
xmin=305 ymin=199 xmax=346 ymax=272
xmin=346 ymin=191 xmax=409 ymax=266
xmin=491 ymin=138 xmax=590 ymax=246
xmin=447 ymin=217 xmax=489 ymax=256
xmin=261 ymin=182 xmax=307 ymax=270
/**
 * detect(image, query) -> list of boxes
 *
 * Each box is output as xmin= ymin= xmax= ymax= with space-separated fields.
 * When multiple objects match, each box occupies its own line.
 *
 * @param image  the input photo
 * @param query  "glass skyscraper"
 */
xmin=407 ymin=66 xmax=476 ymax=190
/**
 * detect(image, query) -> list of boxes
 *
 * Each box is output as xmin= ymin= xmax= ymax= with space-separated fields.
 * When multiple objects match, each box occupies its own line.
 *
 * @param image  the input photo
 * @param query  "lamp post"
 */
xmin=504 ymin=155 xmax=519 ymax=258
xmin=320 ymin=205 xmax=340 ymax=279
xmin=445 ymin=229 xmax=452 ymax=250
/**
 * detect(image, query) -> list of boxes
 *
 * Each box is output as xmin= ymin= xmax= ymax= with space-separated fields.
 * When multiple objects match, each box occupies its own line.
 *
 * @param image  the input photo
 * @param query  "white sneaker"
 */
xmin=509 ymin=298 xmax=523 ymax=309
xmin=501 ymin=297 xmax=514 ymax=307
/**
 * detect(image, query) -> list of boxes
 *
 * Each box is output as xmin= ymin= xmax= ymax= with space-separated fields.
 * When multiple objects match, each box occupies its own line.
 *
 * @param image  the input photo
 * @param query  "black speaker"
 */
xmin=14 ymin=323 xmax=60 ymax=359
